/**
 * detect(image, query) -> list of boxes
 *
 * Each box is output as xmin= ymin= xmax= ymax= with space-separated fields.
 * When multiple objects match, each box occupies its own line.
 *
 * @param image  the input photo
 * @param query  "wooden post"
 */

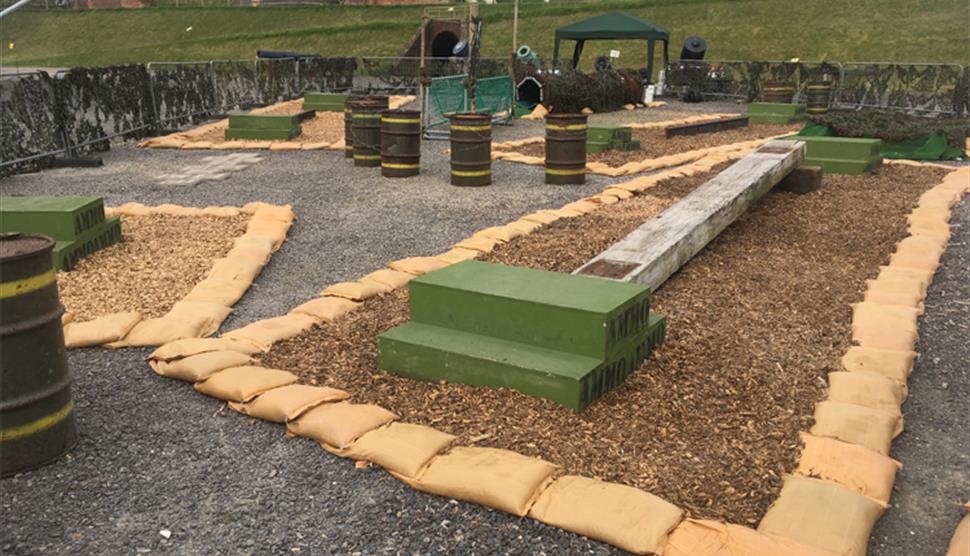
xmin=512 ymin=0 xmax=519 ymax=54
xmin=418 ymin=15 xmax=428 ymax=133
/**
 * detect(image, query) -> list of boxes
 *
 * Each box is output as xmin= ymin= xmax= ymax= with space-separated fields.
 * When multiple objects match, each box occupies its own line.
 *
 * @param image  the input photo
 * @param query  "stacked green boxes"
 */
xmin=377 ymin=260 xmax=666 ymax=411
xmin=745 ymin=102 xmax=808 ymax=124
xmin=0 ymin=196 xmax=122 ymax=270
xmin=586 ymin=125 xmax=640 ymax=154
xmin=797 ymin=136 xmax=883 ymax=175
xmin=225 ymin=114 xmax=302 ymax=140
xmin=303 ymin=92 xmax=350 ymax=112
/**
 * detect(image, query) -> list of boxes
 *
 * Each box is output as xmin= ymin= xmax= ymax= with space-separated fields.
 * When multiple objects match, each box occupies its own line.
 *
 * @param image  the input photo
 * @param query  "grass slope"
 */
xmin=1 ymin=0 xmax=967 ymax=68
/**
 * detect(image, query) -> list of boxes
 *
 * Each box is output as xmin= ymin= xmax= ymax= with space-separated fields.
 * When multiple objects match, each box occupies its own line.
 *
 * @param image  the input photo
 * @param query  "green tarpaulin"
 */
xmin=789 ymin=122 xmax=964 ymax=160
xmin=552 ymin=12 xmax=669 ymax=82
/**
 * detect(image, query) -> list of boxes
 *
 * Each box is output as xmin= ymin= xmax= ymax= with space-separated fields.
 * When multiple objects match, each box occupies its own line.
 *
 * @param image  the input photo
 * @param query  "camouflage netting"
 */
xmin=811 ymin=109 xmax=969 ymax=148
xmin=517 ymin=64 xmax=643 ymax=114
xmin=150 ymin=62 xmax=216 ymax=128
xmin=0 ymin=73 xmax=62 ymax=166
xmin=299 ymin=57 xmax=356 ymax=94
xmin=212 ymin=60 xmax=260 ymax=112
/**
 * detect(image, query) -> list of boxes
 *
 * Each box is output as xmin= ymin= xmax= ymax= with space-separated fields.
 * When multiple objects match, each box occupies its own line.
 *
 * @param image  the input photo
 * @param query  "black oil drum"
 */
xmin=544 ymin=113 xmax=588 ymax=185
xmin=449 ymin=113 xmax=492 ymax=187
xmin=381 ymin=110 xmax=421 ymax=178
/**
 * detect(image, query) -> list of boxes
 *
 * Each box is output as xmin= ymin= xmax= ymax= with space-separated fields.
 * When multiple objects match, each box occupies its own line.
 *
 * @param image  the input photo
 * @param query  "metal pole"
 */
xmin=512 ymin=0 xmax=519 ymax=54
xmin=0 ymin=0 xmax=33 ymax=19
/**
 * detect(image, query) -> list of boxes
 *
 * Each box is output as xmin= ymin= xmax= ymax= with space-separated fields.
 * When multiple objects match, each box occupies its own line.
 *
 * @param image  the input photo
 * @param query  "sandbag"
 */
xmin=907 ymin=206 xmax=951 ymax=225
xmin=529 ymin=475 xmax=683 ymax=555
xmin=193 ymin=365 xmax=298 ymax=402
xmin=520 ymin=211 xmax=561 ymax=225
xmin=877 ymin=265 xmax=934 ymax=290
xmin=863 ymin=279 xmax=925 ymax=312
xmin=207 ymin=257 xmax=263 ymax=283
xmin=111 ymin=301 xmax=231 ymax=347
xmin=665 ymin=518 xmax=837 ymax=556
xmin=946 ymin=514 xmax=970 ymax=556
xmin=603 ymin=187 xmax=635 ymax=199
xmin=245 ymin=219 xmax=290 ymax=251
xmin=149 ymin=350 xmax=254 ymax=382
xmin=758 ymin=476 xmax=886 ymax=556
xmin=826 ymin=372 xmax=904 ymax=437
xmin=454 ymin=236 xmax=499 ymax=253
xmin=233 ymin=233 xmax=276 ymax=253
xmin=251 ymin=203 xmax=296 ymax=224
xmin=149 ymin=337 xmax=262 ymax=361
xmin=154 ymin=204 xmax=204 ymax=216
xmin=795 ymin=433 xmax=900 ymax=504
xmin=63 ymin=311 xmax=142 ymax=348
xmin=183 ymin=277 xmax=252 ymax=307
xmin=591 ymin=193 xmax=620 ymax=205
xmin=889 ymin=251 xmax=941 ymax=273
xmin=359 ymin=269 xmax=414 ymax=290
xmin=897 ymin=235 xmax=945 ymax=259
xmin=321 ymin=281 xmax=389 ymax=301
xmin=287 ymin=402 xmax=397 ymax=449
xmin=113 ymin=202 xmax=152 ymax=216
xmin=851 ymin=320 xmax=918 ymax=352
xmin=851 ymin=302 xmax=918 ymax=331
xmin=436 ymin=248 xmax=480 ymax=265
xmin=388 ymin=256 xmax=450 ymax=276
xmin=289 ymin=296 xmax=360 ymax=323
xmin=810 ymin=400 xmax=898 ymax=455
xmin=397 ymin=446 xmax=559 ymax=517
xmin=229 ymin=384 xmax=349 ymax=422
xmin=841 ymin=346 xmax=915 ymax=384
xmin=203 ymin=206 xmax=242 ymax=217
xmin=561 ymin=200 xmax=599 ymax=214
xmin=324 ymin=422 xmax=455 ymax=479
xmin=223 ymin=313 xmax=318 ymax=352
xmin=506 ymin=219 xmax=544 ymax=234
xmin=472 ymin=225 xmax=523 ymax=243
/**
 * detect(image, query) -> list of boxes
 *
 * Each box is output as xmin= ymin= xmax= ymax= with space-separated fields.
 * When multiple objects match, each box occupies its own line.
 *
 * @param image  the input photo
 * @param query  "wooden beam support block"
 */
xmin=777 ymin=165 xmax=823 ymax=194
xmin=664 ymin=116 xmax=749 ymax=137
xmin=574 ymin=140 xmax=805 ymax=290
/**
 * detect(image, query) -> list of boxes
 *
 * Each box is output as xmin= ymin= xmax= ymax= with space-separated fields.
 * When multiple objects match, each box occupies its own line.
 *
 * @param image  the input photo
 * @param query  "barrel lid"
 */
xmin=546 ymin=113 xmax=589 ymax=121
xmin=449 ymin=112 xmax=490 ymax=121
xmin=382 ymin=109 xmax=420 ymax=117
xmin=0 ymin=233 xmax=55 ymax=263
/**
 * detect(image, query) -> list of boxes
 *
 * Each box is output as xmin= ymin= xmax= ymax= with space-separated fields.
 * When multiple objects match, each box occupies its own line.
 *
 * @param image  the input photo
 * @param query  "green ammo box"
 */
xmin=225 ymin=114 xmax=302 ymax=140
xmin=303 ymin=92 xmax=350 ymax=112
xmin=0 ymin=196 xmax=106 ymax=240
xmin=52 ymin=216 xmax=123 ymax=271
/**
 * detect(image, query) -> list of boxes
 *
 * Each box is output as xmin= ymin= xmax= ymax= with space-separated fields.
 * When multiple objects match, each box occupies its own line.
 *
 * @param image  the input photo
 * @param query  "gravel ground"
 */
xmin=869 ymin=197 xmax=970 ymax=555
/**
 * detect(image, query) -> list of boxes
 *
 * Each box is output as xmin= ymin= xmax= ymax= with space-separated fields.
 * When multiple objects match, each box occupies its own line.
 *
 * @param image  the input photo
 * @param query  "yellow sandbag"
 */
xmin=324 ymin=422 xmax=455 ymax=479
xmin=851 ymin=320 xmax=918 ymax=352
xmin=202 ymin=206 xmax=241 ymax=217
xmin=397 ymin=446 xmax=559 ymax=517
xmin=321 ymin=281 xmax=389 ymax=301
xmin=63 ymin=311 xmax=142 ymax=348
xmin=841 ymin=345 xmax=915 ymax=384
xmin=62 ymin=311 xmax=75 ymax=325
xmin=897 ymin=234 xmax=945 ymax=258
xmin=359 ymin=269 xmax=414 ymax=289
xmin=289 ymin=296 xmax=360 ymax=323
xmin=245 ymin=219 xmax=290 ymax=251
xmin=758 ymin=476 xmax=886 ymax=556
xmin=251 ymin=203 xmax=296 ymax=224
xmin=506 ymin=219 xmax=543 ymax=234
xmin=436 ymin=248 xmax=480 ymax=265
xmin=908 ymin=206 xmax=951 ymax=225
xmin=149 ymin=350 xmax=253 ymax=382
xmin=388 ymin=256 xmax=450 ymax=276
xmin=194 ymin=365 xmax=297 ymax=402
xmin=112 ymin=301 xmax=232 ymax=347
xmin=665 ymin=518 xmax=836 ymax=556
xmin=529 ymin=475 xmax=683 ymax=555
xmin=520 ymin=211 xmax=561 ymax=225
xmin=810 ymin=400 xmax=898 ymax=455
xmin=229 ymin=384 xmax=349 ymax=422
xmin=795 ymin=433 xmax=900 ymax=504
xmin=852 ymin=302 xmax=918 ymax=331
xmin=183 ymin=277 xmax=251 ymax=307
xmin=154 ymin=204 xmax=204 ymax=216
xmin=826 ymin=372 xmax=904 ymax=435
xmin=473 ymin=225 xmax=522 ymax=243
xmin=114 ymin=202 xmax=152 ymax=216
xmin=232 ymin=233 xmax=276 ymax=253
xmin=560 ymin=200 xmax=598 ymax=214
xmin=591 ymin=193 xmax=620 ymax=205
xmin=946 ymin=514 xmax=970 ymax=556
xmin=207 ymin=257 xmax=263 ymax=283
xmin=889 ymin=251 xmax=941 ymax=273
xmin=181 ymin=141 xmax=213 ymax=150
xmin=222 ymin=313 xmax=318 ymax=352
xmin=301 ymin=141 xmax=331 ymax=150
xmin=454 ymin=236 xmax=499 ymax=253
xmin=877 ymin=265 xmax=933 ymax=290
xmin=863 ymin=278 xmax=925 ymax=312
xmin=149 ymin=138 xmax=186 ymax=149
xmin=548 ymin=207 xmax=584 ymax=218
xmin=287 ymin=402 xmax=397 ymax=449
xmin=149 ymin=337 xmax=261 ymax=361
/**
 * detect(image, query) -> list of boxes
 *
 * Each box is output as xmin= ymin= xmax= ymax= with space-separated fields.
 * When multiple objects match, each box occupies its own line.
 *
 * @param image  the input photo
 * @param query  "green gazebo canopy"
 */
xmin=552 ymin=12 xmax=670 ymax=81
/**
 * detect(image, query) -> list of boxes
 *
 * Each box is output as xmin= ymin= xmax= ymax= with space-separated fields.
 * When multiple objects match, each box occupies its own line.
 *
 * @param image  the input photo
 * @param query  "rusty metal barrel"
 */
xmin=0 ymin=233 xmax=77 ymax=477
xmin=343 ymin=96 xmax=367 ymax=159
xmin=544 ymin=113 xmax=588 ymax=185
xmin=762 ymin=80 xmax=795 ymax=103
xmin=805 ymin=83 xmax=832 ymax=115
xmin=381 ymin=109 xmax=421 ymax=178
xmin=352 ymin=101 xmax=383 ymax=168
xmin=449 ymin=113 xmax=492 ymax=187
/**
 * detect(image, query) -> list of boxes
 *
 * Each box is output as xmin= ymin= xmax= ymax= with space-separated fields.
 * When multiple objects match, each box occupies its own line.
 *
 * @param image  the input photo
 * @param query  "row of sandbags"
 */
xmin=61 ymin=202 xmax=294 ymax=349
xmin=752 ymin=165 xmax=970 ymax=556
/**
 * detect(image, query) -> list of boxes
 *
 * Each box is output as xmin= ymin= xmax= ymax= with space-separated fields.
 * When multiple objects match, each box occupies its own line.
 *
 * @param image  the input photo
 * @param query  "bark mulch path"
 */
xmin=259 ymin=164 xmax=945 ymax=525
xmin=58 ymin=214 xmax=249 ymax=321
xmin=511 ymin=123 xmax=801 ymax=167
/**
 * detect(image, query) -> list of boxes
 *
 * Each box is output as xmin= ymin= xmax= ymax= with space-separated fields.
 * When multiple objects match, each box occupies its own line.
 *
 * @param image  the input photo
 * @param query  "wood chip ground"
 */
xmin=58 ymin=214 xmax=249 ymax=320
xmin=510 ymin=123 xmax=801 ymax=166
xmin=190 ymin=103 xmax=346 ymax=145
xmin=259 ymin=165 xmax=945 ymax=524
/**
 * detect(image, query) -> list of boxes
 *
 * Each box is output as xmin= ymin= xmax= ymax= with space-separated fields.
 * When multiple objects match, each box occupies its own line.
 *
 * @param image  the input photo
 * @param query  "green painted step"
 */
xmin=587 ymin=126 xmax=632 ymax=143
xmin=804 ymin=156 xmax=882 ymax=175
xmin=613 ymin=140 xmax=641 ymax=151
xmin=224 ymin=127 xmax=301 ymax=140
xmin=227 ymin=114 xmax=302 ymax=130
xmin=745 ymin=102 xmax=807 ymax=124
xmin=303 ymin=92 xmax=349 ymax=112
xmin=0 ymin=196 xmax=105 ymax=240
xmin=377 ymin=314 xmax=665 ymax=411
xmin=796 ymin=136 xmax=881 ymax=160
xmin=587 ymin=141 xmax=612 ymax=153
xmin=408 ymin=260 xmax=651 ymax=360
xmin=52 ymin=216 xmax=122 ymax=271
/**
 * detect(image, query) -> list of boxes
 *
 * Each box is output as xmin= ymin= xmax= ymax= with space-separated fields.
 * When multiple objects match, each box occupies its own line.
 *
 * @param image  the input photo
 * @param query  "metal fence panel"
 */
xmin=256 ymin=58 xmax=298 ymax=104
xmin=835 ymin=63 xmax=966 ymax=114
xmin=148 ymin=61 xmax=216 ymax=126
xmin=298 ymin=57 xmax=356 ymax=94
xmin=211 ymin=59 xmax=259 ymax=112
xmin=0 ymin=72 xmax=64 ymax=167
